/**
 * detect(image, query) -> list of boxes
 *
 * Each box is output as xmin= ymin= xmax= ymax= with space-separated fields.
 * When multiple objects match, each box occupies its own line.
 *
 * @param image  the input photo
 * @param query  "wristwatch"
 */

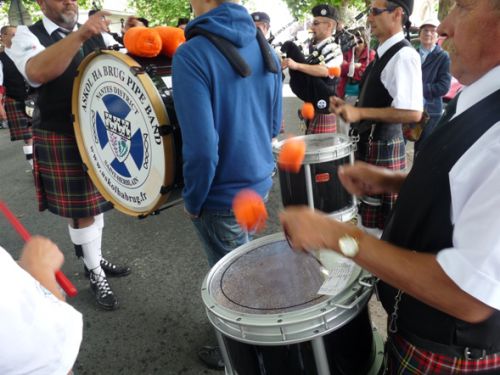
xmin=338 ymin=234 xmax=360 ymax=258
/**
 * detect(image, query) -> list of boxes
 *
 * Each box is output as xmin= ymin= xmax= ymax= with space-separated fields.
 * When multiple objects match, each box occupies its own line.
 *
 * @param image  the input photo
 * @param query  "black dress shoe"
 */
xmin=198 ymin=345 xmax=224 ymax=370
xmin=84 ymin=258 xmax=131 ymax=278
xmin=89 ymin=270 xmax=119 ymax=310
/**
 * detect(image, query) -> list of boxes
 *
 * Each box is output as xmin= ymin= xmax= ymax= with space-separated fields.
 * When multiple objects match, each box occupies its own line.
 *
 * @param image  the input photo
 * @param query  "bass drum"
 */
xmin=72 ymin=50 xmax=182 ymax=217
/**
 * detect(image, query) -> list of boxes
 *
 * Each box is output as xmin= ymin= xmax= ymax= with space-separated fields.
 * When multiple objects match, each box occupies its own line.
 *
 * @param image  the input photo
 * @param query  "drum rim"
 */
xmin=272 ymin=133 xmax=355 ymax=164
xmin=201 ymin=233 xmax=373 ymax=345
xmin=72 ymin=50 xmax=176 ymax=216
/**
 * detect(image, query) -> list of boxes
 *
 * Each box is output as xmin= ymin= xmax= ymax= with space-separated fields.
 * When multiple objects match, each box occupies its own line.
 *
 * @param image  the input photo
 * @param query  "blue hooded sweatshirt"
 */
xmin=172 ymin=3 xmax=283 ymax=215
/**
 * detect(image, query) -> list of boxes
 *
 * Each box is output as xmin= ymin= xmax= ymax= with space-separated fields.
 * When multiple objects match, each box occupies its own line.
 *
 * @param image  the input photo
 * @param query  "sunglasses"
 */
xmin=369 ymin=6 xmax=396 ymax=16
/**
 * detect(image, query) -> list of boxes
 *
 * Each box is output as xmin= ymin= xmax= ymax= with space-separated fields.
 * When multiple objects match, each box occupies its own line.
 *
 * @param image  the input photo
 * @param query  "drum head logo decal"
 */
xmin=76 ymin=53 xmax=167 ymax=213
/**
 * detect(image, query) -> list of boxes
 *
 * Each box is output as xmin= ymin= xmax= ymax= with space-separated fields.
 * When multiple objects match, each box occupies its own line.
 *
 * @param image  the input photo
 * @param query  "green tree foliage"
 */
xmin=437 ymin=0 xmax=453 ymax=21
xmin=283 ymin=0 xmax=369 ymax=20
xmin=2 ymin=0 xmax=94 ymax=23
xmin=127 ymin=0 xmax=191 ymax=26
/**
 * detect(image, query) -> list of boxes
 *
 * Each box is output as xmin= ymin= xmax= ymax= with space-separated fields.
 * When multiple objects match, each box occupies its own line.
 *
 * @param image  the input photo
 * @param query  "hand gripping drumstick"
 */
xmin=0 ymin=201 xmax=78 ymax=297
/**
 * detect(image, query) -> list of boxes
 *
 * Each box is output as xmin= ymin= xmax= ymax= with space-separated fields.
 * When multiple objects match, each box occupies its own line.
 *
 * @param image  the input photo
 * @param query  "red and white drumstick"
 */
xmin=0 ymin=201 xmax=78 ymax=297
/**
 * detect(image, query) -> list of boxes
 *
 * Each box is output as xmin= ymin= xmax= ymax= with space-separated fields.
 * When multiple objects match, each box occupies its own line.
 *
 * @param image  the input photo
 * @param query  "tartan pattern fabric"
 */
xmin=356 ymin=136 xmax=405 ymax=229
xmin=386 ymin=334 xmax=500 ymax=374
xmin=306 ymin=113 xmax=337 ymax=134
xmin=5 ymin=97 xmax=32 ymax=141
xmin=33 ymin=128 xmax=113 ymax=218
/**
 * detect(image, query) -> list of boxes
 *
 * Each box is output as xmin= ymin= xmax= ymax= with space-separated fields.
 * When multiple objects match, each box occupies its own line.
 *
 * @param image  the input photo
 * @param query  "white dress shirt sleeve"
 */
xmin=0 ymin=247 xmax=83 ymax=375
xmin=5 ymin=25 xmax=46 ymax=88
xmin=381 ymin=46 xmax=423 ymax=111
xmin=437 ymin=121 xmax=500 ymax=310
xmin=0 ymin=60 xmax=3 ymax=85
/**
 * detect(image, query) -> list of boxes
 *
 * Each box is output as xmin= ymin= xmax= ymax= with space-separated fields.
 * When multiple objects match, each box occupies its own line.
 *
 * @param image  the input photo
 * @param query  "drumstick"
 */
xmin=277 ymin=137 xmax=306 ymax=173
xmin=0 ymin=201 xmax=78 ymax=297
xmin=233 ymin=189 xmax=268 ymax=232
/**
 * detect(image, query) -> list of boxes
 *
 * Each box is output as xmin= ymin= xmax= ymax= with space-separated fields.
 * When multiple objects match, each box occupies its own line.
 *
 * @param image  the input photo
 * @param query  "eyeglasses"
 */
xmin=369 ymin=6 xmax=396 ymax=16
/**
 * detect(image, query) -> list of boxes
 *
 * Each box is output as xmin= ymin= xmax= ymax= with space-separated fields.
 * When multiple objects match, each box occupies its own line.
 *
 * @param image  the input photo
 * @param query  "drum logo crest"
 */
xmin=104 ymin=111 xmax=131 ymax=162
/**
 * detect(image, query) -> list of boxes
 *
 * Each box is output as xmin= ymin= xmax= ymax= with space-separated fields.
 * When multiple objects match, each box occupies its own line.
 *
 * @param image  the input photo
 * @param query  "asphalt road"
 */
xmin=0 ymin=88 xmax=390 ymax=374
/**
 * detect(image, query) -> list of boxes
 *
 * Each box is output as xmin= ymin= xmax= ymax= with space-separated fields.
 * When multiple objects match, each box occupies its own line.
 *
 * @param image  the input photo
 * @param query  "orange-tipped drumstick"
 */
xmin=277 ymin=137 xmax=306 ymax=173
xmin=301 ymin=102 xmax=315 ymax=120
xmin=233 ymin=189 xmax=268 ymax=232
xmin=0 ymin=201 xmax=78 ymax=297
xmin=328 ymin=66 xmax=341 ymax=78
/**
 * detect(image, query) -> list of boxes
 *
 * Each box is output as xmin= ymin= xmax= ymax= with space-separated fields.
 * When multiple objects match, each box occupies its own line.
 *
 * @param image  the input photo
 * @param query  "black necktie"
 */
xmin=51 ymin=28 xmax=85 ymax=61
xmin=435 ymin=92 xmax=461 ymax=130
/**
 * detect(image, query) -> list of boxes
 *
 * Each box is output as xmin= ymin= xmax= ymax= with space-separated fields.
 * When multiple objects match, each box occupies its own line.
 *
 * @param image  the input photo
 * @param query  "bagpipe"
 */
xmin=281 ymin=37 xmax=341 ymax=114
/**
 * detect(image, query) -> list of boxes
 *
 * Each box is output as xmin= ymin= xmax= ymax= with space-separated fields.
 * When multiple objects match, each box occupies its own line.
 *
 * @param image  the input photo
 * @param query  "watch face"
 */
xmin=339 ymin=235 xmax=359 ymax=258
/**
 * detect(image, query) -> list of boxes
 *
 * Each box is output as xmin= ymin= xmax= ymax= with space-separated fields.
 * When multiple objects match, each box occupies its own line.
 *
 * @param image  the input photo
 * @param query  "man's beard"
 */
xmin=59 ymin=9 xmax=78 ymax=29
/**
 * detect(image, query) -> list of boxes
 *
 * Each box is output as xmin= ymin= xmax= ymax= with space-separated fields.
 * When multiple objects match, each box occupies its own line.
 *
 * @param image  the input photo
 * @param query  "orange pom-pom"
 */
xmin=301 ymin=102 xmax=315 ymax=120
xmin=233 ymin=189 xmax=268 ymax=232
xmin=124 ymin=27 xmax=162 ymax=58
xmin=154 ymin=26 xmax=186 ymax=57
xmin=277 ymin=138 xmax=306 ymax=173
xmin=328 ymin=66 xmax=341 ymax=77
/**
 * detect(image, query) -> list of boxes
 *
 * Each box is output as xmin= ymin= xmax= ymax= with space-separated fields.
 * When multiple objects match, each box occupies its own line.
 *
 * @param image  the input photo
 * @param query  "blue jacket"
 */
xmin=419 ymin=44 xmax=451 ymax=116
xmin=172 ymin=3 xmax=282 ymax=215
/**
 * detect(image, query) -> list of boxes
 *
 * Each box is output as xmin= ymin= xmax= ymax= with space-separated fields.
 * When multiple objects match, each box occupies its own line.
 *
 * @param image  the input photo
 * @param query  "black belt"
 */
xmin=397 ymin=328 xmax=500 ymax=360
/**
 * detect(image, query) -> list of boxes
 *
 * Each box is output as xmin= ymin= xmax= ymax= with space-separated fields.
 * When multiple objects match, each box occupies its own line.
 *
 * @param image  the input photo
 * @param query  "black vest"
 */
xmin=354 ymin=40 xmax=410 ymax=141
xmin=379 ymin=89 xmax=500 ymax=350
xmin=0 ymin=52 xmax=28 ymax=101
xmin=29 ymin=21 xmax=105 ymax=135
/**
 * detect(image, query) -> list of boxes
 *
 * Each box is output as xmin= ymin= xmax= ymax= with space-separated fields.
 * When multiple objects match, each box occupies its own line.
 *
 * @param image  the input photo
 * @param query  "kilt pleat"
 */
xmin=306 ymin=113 xmax=337 ymax=134
xmin=387 ymin=334 xmax=500 ymax=374
xmin=356 ymin=136 xmax=405 ymax=229
xmin=33 ymin=128 xmax=113 ymax=218
xmin=5 ymin=97 xmax=32 ymax=141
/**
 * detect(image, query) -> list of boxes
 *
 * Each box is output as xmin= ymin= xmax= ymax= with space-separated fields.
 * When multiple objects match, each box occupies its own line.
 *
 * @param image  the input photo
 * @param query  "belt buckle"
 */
xmin=464 ymin=347 xmax=487 ymax=360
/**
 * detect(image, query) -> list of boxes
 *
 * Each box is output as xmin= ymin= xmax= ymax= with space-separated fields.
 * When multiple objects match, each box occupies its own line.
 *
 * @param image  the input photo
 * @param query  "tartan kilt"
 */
xmin=33 ymin=128 xmax=113 ymax=218
xmin=5 ymin=97 xmax=32 ymax=141
xmin=386 ymin=334 xmax=500 ymax=374
xmin=306 ymin=113 xmax=337 ymax=134
xmin=356 ymin=136 xmax=405 ymax=229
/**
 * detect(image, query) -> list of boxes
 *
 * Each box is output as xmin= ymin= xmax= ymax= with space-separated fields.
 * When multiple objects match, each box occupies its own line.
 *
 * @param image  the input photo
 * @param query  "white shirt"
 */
xmin=0 ymin=59 xmax=3 ymax=85
xmin=378 ymin=31 xmax=423 ymax=111
xmin=437 ymin=65 xmax=500 ymax=310
xmin=7 ymin=16 xmax=115 ymax=88
xmin=0 ymin=246 xmax=82 ymax=375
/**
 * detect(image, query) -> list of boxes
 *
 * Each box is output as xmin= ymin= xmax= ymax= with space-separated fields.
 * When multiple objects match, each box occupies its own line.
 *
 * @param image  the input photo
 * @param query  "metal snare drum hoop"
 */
xmin=73 ymin=51 xmax=176 ymax=216
xmin=273 ymin=133 xmax=356 ymax=165
xmin=201 ymin=233 xmax=373 ymax=345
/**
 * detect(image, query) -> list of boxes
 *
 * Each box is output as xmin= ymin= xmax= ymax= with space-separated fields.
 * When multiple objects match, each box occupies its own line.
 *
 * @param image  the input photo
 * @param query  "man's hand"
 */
xmin=281 ymin=57 xmax=298 ymax=71
xmin=76 ymin=11 xmax=111 ymax=43
xmin=122 ymin=16 xmax=145 ymax=33
xmin=330 ymin=97 xmax=362 ymax=123
xmin=19 ymin=236 xmax=64 ymax=276
xmin=338 ymin=161 xmax=405 ymax=196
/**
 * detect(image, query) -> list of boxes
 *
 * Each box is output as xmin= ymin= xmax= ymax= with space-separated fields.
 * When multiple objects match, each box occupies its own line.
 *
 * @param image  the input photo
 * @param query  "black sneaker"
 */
xmin=197 ymin=345 xmax=224 ymax=370
xmin=84 ymin=258 xmax=131 ymax=278
xmin=89 ymin=270 xmax=119 ymax=310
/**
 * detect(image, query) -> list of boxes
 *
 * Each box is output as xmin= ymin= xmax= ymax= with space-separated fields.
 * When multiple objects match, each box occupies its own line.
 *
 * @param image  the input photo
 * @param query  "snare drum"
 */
xmin=201 ymin=233 xmax=384 ymax=375
xmin=273 ymin=133 xmax=357 ymax=222
xmin=72 ymin=51 xmax=182 ymax=216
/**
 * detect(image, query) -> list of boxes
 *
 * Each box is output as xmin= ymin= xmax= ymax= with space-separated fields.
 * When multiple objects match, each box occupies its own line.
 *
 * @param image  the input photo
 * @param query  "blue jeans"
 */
xmin=191 ymin=208 xmax=251 ymax=267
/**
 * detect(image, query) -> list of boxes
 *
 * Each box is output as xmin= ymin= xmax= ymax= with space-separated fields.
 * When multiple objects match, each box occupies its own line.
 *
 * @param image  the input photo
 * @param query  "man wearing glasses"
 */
xmin=331 ymin=0 xmax=423 ymax=235
xmin=282 ymin=4 xmax=343 ymax=134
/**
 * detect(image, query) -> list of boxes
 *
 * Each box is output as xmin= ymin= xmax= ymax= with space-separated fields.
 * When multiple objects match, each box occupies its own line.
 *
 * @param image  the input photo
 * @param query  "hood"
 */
xmin=185 ymin=3 xmax=256 ymax=48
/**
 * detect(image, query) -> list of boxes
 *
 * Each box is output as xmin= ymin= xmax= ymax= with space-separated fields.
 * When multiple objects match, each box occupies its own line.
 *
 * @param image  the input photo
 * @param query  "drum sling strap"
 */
xmin=184 ymin=27 xmax=279 ymax=77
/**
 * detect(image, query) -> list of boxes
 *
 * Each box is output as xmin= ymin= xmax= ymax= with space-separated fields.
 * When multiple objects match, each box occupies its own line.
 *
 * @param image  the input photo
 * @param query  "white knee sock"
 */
xmin=68 ymin=222 xmax=103 ymax=271
xmin=23 ymin=145 xmax=33 ymax=169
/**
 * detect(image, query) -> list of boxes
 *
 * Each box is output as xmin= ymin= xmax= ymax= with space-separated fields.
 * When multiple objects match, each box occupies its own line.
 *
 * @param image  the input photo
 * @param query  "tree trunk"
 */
xmin=438 ymin=0 xmax=454 ymax=21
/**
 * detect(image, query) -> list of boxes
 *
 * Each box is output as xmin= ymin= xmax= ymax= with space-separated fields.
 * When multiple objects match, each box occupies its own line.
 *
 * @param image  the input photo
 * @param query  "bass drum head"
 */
xmin=72 ymin=50 xmax=175 ymax=216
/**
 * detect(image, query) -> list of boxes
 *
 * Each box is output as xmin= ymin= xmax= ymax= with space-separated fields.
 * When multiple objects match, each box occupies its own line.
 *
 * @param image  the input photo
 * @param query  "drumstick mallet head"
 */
xmin=328 ymin=66 xmax=341 ymax=79
xmin=300 ymin=102 xmax=315 ymax=120
xmin=233 ymin=189 xmax=268 ymax=232
xmin=0 ymin=200 xmax=78 ymax=297
xmin=277 ymin=137 xmax=306 ymax=173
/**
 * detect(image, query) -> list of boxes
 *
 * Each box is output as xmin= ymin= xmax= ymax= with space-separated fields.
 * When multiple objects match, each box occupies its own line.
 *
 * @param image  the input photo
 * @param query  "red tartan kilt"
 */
xmin=33 ymin=128 xmax=113 ymax=218
xmin=306 ymin=113 xmax=337 ymax=134
xmin=5 ymin=97 xmax=32 ymax=141
xmin=356 ymin=136 xmax=405 ymax=229
xmin=387 ymin=334 xmax=500 ymax=374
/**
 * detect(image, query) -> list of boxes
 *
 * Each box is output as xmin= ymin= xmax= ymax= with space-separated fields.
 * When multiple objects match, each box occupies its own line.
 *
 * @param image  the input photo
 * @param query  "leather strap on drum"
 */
xmin=185 ymin=27 xmax=279 ymax=77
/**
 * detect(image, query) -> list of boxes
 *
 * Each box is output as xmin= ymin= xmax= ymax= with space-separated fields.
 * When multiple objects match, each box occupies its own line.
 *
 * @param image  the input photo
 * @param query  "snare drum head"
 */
xmin=72 ymin=51 xmax=175 ymax=216
xmin=208 ymin=234 xmax=361 ymax=314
